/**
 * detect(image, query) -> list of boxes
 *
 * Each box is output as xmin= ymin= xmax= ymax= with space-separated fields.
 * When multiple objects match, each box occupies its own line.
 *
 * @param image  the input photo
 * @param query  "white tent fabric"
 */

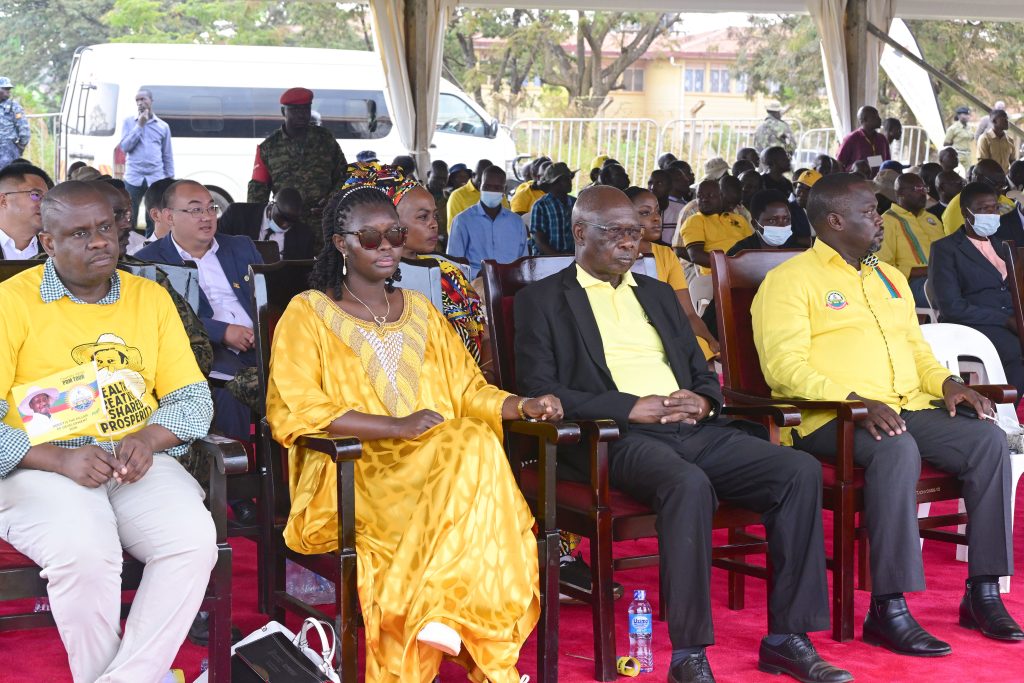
xmin=808 ymin=0 xmax=851 ymax=137
xmin=370 ymin=0 xmax=457 ymax=170
xmin=881 ymin=18 xmax=945 ymax=149
xmin=865 ymin=0 xmax=896 ymax=112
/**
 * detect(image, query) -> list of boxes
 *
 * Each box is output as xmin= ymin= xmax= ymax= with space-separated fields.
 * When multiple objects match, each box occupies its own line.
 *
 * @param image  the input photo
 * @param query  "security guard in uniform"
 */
xmin=753 ymin=103 xmax=795 ymax=155
xmin=0 ymin=76 xmax=32 ymax=169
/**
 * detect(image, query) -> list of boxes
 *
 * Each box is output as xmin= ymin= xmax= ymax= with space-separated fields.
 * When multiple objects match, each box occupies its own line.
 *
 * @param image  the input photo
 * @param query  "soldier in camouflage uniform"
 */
xmin=0 ymin=77 xmax=32 ymax=170
xmin=753 ymin=103 xmax=796 ymax=155
xmin=247 ymin=87 xmax=347 ymax=251
xmin=944 ymin=106 xmax=975 ymax=169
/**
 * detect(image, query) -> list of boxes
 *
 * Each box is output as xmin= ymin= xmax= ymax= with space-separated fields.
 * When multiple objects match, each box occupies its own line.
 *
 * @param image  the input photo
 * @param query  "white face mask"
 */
xmin=480 ymin=190 xmax=504 ymax=208
xmin=266 ymin=204 xmax=289 ymax=233
xmin=968 ymin=210 xmax=1000 ymax=237
xmin=758 ymin=222 xmax=793 ymax=246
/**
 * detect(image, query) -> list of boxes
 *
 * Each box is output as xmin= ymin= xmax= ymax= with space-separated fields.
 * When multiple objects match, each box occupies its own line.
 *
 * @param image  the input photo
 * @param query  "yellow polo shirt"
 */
xmin=752 ymin=239 xmax=951 ymax=440
xmin=446 ymin=182 xmax=511 ymax=226
xmin=878 ymin=204 xmax=946 ymax=278
xmin=576 ymin=265 xmax=680 ymax=397
xmin=510 ymin=181 xmax=545 ymax=214
xmin=941 ymin=192 xmax=1016 ymax=235
xmin=678 ymin=211 xmax=753 ymax=274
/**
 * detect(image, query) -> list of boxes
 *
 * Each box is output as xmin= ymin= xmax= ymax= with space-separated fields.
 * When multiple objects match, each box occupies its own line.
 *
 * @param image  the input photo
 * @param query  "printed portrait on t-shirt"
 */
xmin=71 ymin=333 xmax=153 ymax=436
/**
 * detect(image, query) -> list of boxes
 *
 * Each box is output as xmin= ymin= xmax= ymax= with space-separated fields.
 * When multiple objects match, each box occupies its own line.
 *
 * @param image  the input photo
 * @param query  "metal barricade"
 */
xmin=658 ymin=118 xmax=804 ymax=173
xmin=795 ymin=127 xmax=837 ymax=167
xmin=891 ymin=125 xmax=934 ymax=167
xmin=509 ymin=118 xmax=659 ymax=192
xmin=21 ymin=113 xmax=61 ymax=181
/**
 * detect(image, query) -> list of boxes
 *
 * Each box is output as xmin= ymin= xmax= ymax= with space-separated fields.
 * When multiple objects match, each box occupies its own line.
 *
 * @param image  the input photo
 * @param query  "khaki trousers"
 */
xmin=0 ymin=454 xmax=217 ymax=683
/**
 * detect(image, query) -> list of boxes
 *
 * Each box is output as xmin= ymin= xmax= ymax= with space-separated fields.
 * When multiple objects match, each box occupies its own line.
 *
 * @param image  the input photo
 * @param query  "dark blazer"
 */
xmin=135 ymin=233 xmax=263 ymax=345
xmin=926 ymin=202 xmax=947 ymax=222
xmin=514 ymin=264 xmax=725 ymax=470
xmin=929 ymin=228 xmax=1013 ymax=327
xmin=996 ymin=205 xmax=1024 ymax=246
xmin=218 ymin=202 xmax=316 ymax=260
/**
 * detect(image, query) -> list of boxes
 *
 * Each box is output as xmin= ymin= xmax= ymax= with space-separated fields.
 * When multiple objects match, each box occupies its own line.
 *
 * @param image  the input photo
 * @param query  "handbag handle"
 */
xmin=296 ymin=618 xmax=338 ymax=672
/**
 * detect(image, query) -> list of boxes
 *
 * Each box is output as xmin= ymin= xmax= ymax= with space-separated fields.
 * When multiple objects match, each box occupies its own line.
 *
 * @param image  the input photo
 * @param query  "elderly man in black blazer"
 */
xmin=931 ymin=181 xmax=1024 ymax=401
xmin=217 ymin=186 xmax=316 ymax=260
xmin=514 ymin=186 xmax=847 ymax=683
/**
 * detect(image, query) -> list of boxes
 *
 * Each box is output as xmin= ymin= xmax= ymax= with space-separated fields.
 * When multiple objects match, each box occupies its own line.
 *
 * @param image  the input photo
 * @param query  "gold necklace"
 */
xmin=343 ymin=283 xmax=391 ymax=327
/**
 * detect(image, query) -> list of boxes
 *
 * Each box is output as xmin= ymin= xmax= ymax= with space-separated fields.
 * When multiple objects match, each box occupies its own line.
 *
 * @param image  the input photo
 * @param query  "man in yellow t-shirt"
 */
xmin=0 ymin=182 xmax=217 ymax=682
xmin=509 ymin=157 xmax=549 ymax=217
xmin=674 ymin=179 xmax=753 ymax=274
xmin=753 ymin=173 xmax=1021 ymax=655
xmin=877 ymin=172 xmax=945 ymax=306
xmin=446 ymin=158 xmax=510 ymax=227
xmin=941 ymin=159 xmax=1016 ymax=234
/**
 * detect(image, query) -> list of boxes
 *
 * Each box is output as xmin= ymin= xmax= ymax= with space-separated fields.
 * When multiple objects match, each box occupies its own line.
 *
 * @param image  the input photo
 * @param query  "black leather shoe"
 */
xmin=757 ymin=634 xmax=853 ymax=683
xmin=667 ymin=650 xmax=715 ymax=683
xmin=187 ymin=611 xmax=244 ymax=647
xmin=862 ymin=597 xmax=951 ymax=657
xmin=959 ymin=579 xmax=1024 ymax=641
xmin=557 ymin=552 xmax=624 ymax=604
xmin=230 ymin=500 xmax=258 ymax=526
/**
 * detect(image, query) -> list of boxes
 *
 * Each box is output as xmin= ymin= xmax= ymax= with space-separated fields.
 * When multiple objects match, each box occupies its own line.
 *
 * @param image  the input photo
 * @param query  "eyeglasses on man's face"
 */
xmin=578 ymin=220 xmax=643 ymax=242
xmin=171 ymin=205 xmax=221 ymax=218
xmin=2 ymin=189 xmax=45 ymax=202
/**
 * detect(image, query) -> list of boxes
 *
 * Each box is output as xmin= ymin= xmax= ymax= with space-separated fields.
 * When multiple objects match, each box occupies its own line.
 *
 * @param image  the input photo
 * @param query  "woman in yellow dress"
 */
xmin=265 ymin=184 xmax=562 ymax=683
xmin=626 ymin=186 xmax=719 ymax=358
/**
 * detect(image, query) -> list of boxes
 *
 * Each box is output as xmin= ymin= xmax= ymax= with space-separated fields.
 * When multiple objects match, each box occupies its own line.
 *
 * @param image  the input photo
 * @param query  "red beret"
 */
xmin=280 ymin=87 xmax=314 ymax=106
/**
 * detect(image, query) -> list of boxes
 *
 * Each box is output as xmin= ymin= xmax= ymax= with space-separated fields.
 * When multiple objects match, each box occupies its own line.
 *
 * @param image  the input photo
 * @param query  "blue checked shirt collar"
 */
xmin=39 ymin=257 xmax=121 ymax=305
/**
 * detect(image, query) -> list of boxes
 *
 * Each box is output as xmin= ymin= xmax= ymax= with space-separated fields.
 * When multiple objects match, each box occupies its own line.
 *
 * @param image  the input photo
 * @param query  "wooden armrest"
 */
xmin=193 ymin=434 xmax=247 ymax=542
xmin=575 ymin=418 xmax=621 ymax=443
xmin=721 ymin=403 xmax=802 ymax=427
xmin=296 ymin=433 xmax=363 ymax=462
xmin=970 ymin=384 xmax=1018 ymax=405
xmin=723 ymin=389 xmax=869 ymax=422
xmin=505 ymin=419 xmax=580 ymax=445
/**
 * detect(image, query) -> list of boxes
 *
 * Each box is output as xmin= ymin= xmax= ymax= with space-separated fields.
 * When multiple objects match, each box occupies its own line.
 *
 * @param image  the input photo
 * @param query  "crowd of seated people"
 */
xmin=4 ymin=91 xmax=1024 ymax=683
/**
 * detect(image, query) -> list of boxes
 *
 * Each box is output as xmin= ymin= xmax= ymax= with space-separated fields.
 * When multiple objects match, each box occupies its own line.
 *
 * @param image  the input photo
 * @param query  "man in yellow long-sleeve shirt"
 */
xmin=877 ymin=173 xmax=944 ymax=306
xmin=752 ymin=173 xmax=1021 ymax=657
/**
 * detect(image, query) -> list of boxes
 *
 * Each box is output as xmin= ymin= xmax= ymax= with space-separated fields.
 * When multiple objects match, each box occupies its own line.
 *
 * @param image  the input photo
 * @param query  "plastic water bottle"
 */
xmin=628 ymin=589 xmax=654 ymax=673
xmin=33 ymin=597 xmax=50 ymax=613
xmin=286 ymin=560 xmax=336 ymax=605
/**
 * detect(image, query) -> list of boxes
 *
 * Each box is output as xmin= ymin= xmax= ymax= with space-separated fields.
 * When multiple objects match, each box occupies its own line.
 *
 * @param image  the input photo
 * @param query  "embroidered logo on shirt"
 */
xmin=825 ymin=290 xmax=848 ymax=310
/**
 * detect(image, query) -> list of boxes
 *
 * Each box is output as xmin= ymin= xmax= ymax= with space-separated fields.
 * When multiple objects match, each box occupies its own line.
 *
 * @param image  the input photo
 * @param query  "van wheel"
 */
xmin=206 ymin=186 xmax=233 ymax=213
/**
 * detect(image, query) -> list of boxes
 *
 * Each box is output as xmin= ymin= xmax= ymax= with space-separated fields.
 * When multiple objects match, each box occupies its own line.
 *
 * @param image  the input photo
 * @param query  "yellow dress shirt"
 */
xmin=678 ymin=211 xmax=753 ymax=274
xmin=878 ymin=204 xmax=946 ymax=278
xmin=576 ymin=264 xmax=680 ymax=397
xmin=446 ymin=182 xmax=510 ymax=226
xmin=751 ymin=239 xmax=952 ymax=440
xmin=941 ymin=192 xmax=1016 ymax=235
xmin=510 ymin=181 xmax=545 ymax=214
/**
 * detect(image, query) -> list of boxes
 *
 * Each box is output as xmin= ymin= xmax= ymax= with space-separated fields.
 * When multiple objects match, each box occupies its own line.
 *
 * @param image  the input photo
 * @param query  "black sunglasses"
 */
xmin=340 ymin=227 xmax=408 ymax=249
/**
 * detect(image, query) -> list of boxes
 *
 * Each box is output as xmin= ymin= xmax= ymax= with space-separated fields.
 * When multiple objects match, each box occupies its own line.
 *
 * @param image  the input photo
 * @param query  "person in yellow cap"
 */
xmin=587 ymin=153 xmax=610 ymax=186
xmin=790 ymin=168 xmax=821 ymax=246
xmin=247 ymin=86 xmax=347 ymax=244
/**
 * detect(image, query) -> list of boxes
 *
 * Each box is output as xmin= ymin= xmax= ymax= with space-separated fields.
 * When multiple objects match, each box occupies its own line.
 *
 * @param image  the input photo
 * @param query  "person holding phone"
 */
xmin=118 ymin=89 xmax=174 ymax=236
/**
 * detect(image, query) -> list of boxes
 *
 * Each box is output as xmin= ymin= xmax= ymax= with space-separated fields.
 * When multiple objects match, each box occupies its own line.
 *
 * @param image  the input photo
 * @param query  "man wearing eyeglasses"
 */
xmin=515 ymin=186 xmax=845 ymax=683
xmin=136 ymin=180 xmax=262 ymax=443
xmin=0 ymin=162 xmax=50 ymax=261
xmin=877 ymin=173 xmax=945 ymax=307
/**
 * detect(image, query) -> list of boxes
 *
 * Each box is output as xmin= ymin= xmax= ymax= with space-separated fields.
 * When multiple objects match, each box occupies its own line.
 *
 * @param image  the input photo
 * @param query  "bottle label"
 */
xmin=629 ymin=613 xmax=652 ymax=635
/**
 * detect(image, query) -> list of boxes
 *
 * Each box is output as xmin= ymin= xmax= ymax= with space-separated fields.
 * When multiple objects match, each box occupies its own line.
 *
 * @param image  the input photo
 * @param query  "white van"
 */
xmin=59 ymin=43 xmax=517 ymax=206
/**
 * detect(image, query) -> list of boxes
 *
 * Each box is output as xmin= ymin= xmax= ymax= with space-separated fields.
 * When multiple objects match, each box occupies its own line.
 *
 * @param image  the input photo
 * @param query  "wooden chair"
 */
xmin=482 ymin=254 xmax=797 ymax=681
xmin=253 ymin=240 xmax=282 ymax=264
xmin=710 ymin=248 xmax=1016 ymax=641
xmin=1003 ymin=242 xmax=1024 ymax=357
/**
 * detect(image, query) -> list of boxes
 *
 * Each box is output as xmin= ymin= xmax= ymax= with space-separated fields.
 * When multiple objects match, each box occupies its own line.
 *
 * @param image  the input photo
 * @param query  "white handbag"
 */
xmin=193 ymin=617 xmax=340 ymax=683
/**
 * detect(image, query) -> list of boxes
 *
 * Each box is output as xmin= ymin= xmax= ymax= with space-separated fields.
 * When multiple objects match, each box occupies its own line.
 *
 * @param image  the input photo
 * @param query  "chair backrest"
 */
xmin=253 ymin=240 xmax=282 ymax=264
xmin=154 ymin=261 xmax=202 ymax=311
xmin=688 ymin=274 xmax=713 ymax=317
xmin=1004 ymin=242 xmax=1024 ymax=357
xmin=0 ymin=260 xmax=40 ymax=283
xmin=250 ymin=260 xmax=316 ymax=410
xmin=711 ymin=249 xmax=803 ymax=397
xmin=919 ymin=323 xmax=1018 ymax=427
xmin=399 ymin=257 xmax=444 ymax=311
xmin=482 ymin=255 xmax=576 ymax=392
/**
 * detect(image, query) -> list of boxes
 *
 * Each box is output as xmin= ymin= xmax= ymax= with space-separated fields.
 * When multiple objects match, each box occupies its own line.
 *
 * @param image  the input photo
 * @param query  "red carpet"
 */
xmin=3 ymin=496 xmax=1024 ymax=682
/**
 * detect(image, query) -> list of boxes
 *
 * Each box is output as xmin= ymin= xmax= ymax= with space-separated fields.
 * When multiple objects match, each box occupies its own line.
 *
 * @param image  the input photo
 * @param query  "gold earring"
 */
xmin=341 ymin=252 xmax=347 ymax=276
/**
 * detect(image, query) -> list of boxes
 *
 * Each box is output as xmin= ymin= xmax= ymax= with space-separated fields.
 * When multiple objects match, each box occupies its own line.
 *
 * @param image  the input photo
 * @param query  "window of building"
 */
xmin=620 ymin=67 xmax=645 ymax=92
xmin=684 ymin=67 xmax=704 ymax=93
xmin=735 ymin=73 xmax=749 ymax=94
xmin=710 ymin=68 xmax=730 ymax=93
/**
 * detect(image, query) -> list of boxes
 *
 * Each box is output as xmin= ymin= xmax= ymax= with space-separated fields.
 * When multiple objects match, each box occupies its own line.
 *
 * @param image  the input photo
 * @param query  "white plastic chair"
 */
xmin=920 ymin=323 xmax=1024 ymax=593
xmin=689 ymin=275 xmax=713 ymax=318
xmin=916 ymin=274 xmax=939 ymax=324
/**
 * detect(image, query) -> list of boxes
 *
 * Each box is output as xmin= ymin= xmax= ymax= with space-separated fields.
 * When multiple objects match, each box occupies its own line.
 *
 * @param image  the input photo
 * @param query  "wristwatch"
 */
xmin=946 ymin=375 xmax=966 ymax=386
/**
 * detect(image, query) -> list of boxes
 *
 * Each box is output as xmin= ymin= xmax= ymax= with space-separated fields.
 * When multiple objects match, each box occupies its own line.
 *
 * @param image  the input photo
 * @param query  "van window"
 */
xmin=142 ymin=86 xmax=392 ymax=140
xmin=436 ymin=94 xmax=486 ymax=137
xmin=66 ymin=82 xmax=120 ymax=136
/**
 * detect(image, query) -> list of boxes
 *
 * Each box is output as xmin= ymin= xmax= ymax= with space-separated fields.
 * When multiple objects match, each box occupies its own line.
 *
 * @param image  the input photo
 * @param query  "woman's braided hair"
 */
xmin=308 ymin=185 xmax=399 ymax=294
